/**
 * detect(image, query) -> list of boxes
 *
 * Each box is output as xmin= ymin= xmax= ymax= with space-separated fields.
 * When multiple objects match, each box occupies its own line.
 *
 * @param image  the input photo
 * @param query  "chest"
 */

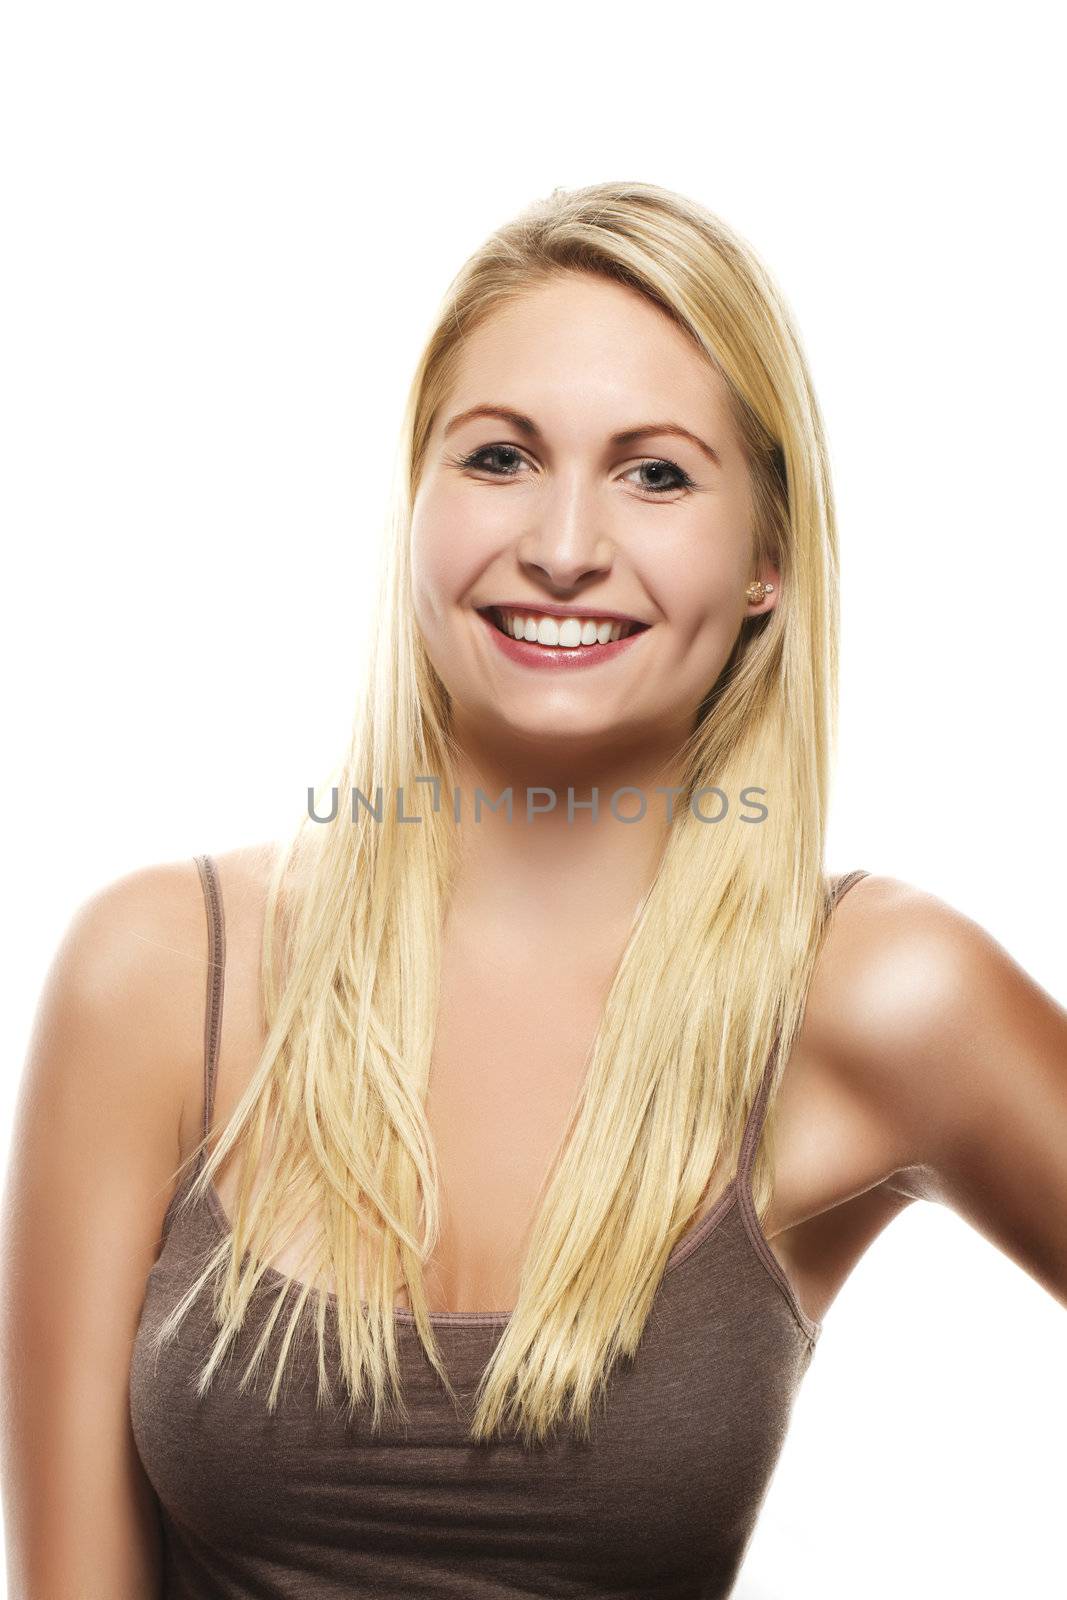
xmin=208 ymin=920 xmax=631 ymax=1315
xmin=132 ymin=1190 xmax=814 ymax=1599
xmin=410 ymin=925 xmax=626 ymax=1313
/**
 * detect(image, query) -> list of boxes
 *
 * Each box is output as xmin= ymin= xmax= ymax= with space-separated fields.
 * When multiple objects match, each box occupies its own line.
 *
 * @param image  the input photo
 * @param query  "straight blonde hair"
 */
xmin=154 ymin=180 xmax=841 ymax=1447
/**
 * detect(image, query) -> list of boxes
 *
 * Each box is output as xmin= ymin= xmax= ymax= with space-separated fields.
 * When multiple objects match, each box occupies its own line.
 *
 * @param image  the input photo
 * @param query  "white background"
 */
xmin=2 ymin=3 xmax=1064 ymax=1594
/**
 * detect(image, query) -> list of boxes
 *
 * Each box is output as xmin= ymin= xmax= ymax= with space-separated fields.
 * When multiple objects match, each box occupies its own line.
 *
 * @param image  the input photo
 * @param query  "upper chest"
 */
xmin=194 ymin=873 xmax=903 ymax=1319
xmin=416 ymin=915 xmax=636 ymax=1308
xmin=205 ymin=905 xmax=653 ymax=1312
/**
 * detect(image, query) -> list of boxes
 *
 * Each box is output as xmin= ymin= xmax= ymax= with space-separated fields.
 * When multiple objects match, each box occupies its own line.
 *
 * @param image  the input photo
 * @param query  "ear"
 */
xmin=747 ymin=565 xmax=780 ymax=614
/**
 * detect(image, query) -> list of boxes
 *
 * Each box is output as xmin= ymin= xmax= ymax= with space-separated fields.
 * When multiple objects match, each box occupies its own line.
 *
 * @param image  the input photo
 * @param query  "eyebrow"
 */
xmin=441 ymin=404 xmax=722 ymax=468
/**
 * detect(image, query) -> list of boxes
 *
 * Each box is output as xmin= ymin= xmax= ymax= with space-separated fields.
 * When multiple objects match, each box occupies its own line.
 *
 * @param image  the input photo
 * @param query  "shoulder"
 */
xmin=807 ymin=871 xmax=1062 ymax=1196
xmin=814 ymin=869 xmax=1033 ymax=1045
xmin=814 ymin=871 xmax=1000 ymax=1043
xmin=24 ymin=842 xmax=281 ymax=1161
xmin=26 ymin=857 xmax=209 ymax=1149
xmin=43 ymin=855 xmax=206 ymax=1032
xmin=7 ymin=855 xmax=217 ymax=1285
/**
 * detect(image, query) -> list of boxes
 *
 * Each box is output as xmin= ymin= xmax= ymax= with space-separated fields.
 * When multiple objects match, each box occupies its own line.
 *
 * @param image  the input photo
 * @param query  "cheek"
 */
xmin=652 ymin=554 xmax=745 ymax=646
xmin=641 ymin=490 xmax=752 ymax=634
xmin=409 ymin=488 xmax=485 ymax=631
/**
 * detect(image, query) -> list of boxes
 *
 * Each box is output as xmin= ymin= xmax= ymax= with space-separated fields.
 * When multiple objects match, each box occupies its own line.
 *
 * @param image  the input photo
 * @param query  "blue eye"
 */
xmin=625 ymin=459 xmax=696 ymax=495
xmin=456 ymin=445 xmax=527 ymax=477
xmin=450 ymin=445 xmax=696 ymax=497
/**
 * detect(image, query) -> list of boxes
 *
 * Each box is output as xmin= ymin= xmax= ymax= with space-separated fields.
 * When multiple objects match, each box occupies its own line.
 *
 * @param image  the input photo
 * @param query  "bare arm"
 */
xmin=0 ymin=860 xmax=204 ymax=1599
xmin=820 ymin=876 xmax=1067 ymax=1310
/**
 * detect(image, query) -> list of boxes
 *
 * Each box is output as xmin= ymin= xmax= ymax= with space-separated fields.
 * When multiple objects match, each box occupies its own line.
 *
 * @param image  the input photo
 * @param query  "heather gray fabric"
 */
xmin=130 ymin=857 xmax=868 ymax=1598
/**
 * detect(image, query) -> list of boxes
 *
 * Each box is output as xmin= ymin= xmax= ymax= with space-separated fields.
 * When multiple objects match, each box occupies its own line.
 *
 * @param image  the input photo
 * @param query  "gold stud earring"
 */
xmin=746 ymin=581 xmax=775 ymax=604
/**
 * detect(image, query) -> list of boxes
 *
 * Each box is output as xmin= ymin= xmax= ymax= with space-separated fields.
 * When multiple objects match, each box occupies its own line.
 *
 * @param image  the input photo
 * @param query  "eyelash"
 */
xmin=449 ymin=444 xmax=697 ymax=497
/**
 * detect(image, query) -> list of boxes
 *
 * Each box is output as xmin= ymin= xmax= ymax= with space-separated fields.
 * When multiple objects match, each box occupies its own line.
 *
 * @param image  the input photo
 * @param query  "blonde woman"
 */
xmin=3 ymin=181 xmax=1065 ymax=1598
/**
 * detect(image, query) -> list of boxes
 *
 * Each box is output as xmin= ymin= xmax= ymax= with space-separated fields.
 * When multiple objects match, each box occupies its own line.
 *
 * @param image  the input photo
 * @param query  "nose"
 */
xmin=516 ymin=475 xmax=614 ymax=592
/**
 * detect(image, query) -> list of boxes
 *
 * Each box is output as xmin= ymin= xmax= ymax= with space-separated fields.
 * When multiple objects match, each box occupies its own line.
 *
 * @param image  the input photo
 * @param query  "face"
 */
xmin=409 ymin=272 xmax=779 ymax=762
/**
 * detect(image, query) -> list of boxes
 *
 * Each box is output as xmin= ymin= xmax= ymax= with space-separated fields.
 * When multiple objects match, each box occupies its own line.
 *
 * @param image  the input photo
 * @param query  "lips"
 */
xmin=474 ymin=606 xmax=651 ymax=670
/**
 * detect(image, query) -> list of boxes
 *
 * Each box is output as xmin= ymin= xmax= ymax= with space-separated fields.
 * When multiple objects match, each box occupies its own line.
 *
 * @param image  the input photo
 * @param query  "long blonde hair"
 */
xmin=154 ymin=180 xmax=841 ymax=1446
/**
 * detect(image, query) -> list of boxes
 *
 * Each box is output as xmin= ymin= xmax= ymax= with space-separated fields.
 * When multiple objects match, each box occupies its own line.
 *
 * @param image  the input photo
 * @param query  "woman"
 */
xmin=3 ymin=180 xmax=1065 ymax=1597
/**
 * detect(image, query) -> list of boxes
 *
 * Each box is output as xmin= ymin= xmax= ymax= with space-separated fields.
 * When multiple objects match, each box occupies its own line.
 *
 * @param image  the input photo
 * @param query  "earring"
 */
xmin=746 ymin=581 xmax=775 ymax=604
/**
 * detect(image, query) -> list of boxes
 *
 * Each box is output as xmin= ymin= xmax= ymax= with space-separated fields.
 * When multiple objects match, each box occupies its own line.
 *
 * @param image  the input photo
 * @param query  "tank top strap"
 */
xmin=192 ymin=853 xmax=226 ymax=1171
xmin=737 ymin=869 xmax=870 ymax=1184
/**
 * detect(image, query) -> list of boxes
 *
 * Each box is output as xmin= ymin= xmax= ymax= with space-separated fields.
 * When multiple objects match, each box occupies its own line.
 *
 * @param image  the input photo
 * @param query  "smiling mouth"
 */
xmin=478 ymin=606 xmax=652 ymax=649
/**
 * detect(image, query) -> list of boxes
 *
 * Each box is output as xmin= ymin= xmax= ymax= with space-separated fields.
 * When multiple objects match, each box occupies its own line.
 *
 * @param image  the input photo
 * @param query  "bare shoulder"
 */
xmin=762 ymin=869 xmax=1067 ymax=1324
xmin=43 ymin=855 xmax=210 ymax=1070
xmin=19 ymin=855 xmax=212 ymax=1174
xmin=811 ymin=871 xmax=994 ymax=1038
xmin=4 ymin=842 xmax=286 ymax=1245
xmin=804 ymin=870 xmax=1057 ymax=1198
xmin=13 ymin=842 xmax=284 ymax=1181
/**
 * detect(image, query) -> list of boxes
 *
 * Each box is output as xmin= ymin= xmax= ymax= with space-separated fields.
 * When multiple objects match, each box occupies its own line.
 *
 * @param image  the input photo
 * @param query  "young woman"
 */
xmin=4 ymin=180 xmax=1065 ymax=1598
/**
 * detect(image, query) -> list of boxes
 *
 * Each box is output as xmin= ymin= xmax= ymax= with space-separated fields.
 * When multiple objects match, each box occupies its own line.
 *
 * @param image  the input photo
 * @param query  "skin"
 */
xmin=2 ymin=272 xmax=1065 ymax=1596
xmin=409 ymin=271 xmax=779 ymax=938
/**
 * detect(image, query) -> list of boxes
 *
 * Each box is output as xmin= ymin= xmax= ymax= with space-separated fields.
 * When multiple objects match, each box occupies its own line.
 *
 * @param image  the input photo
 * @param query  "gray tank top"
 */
xmin=130 ymin=856 xmax=869 ymax=1597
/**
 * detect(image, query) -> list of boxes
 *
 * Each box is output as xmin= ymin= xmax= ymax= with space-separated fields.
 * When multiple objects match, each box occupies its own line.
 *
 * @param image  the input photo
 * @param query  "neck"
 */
xmin=443 ymin=728 xmax=687 ymax=941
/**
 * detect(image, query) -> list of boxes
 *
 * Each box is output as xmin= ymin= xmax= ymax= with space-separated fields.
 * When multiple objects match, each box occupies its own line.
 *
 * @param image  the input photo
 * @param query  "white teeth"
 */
xmin=498 ymin=609 xmax=634 ymax=648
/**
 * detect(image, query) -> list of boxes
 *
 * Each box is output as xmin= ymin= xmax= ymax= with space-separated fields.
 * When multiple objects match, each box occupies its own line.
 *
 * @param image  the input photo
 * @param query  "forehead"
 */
xmin=441 ymin=273 xmax=735 ymax=439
